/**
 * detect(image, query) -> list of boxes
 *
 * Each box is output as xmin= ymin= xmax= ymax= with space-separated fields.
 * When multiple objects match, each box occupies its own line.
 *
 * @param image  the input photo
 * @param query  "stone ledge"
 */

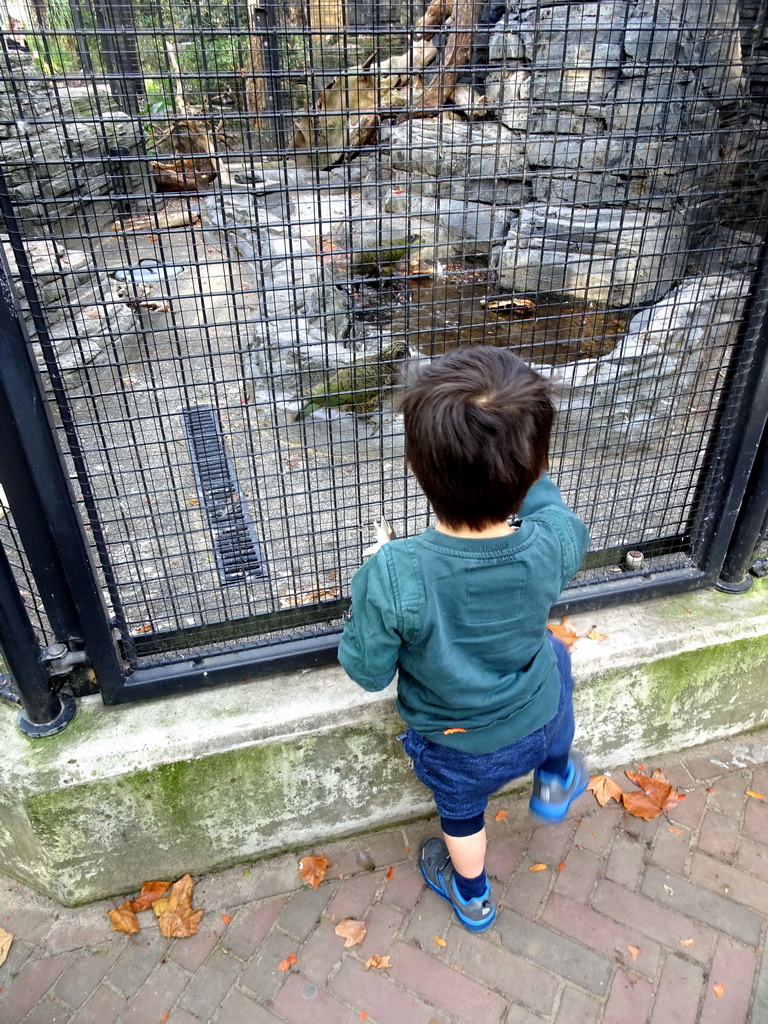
xmin=1 ymin=578 xmax=767 ymax=906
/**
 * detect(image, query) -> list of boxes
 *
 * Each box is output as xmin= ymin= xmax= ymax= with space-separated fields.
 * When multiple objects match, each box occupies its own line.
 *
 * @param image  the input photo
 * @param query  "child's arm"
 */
xmin=338 ymin=553 xmax=402 ymax=691
xmin=518 ymin=474 xmax=590 ymax=583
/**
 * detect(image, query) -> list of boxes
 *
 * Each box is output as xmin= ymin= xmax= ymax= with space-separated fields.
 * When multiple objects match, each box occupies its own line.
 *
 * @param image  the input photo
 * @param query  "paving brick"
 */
xmin=649 ymin=954 xmax=705 ymax=1024
xmin=485 ymin=833 xmax=527 ymax=882
xmin=541 ymin=892 xmax=660 ymax=978
xmin=527 ymin=819 xmax=579 ymax=866
xmin=239 ymin=928 xmax=296 ymax=1004
xmin=214 ymin=989 xmax=283 ymax=1024
xmin=451 ymin=927 xmax=559 ymax=1015
xmin=749 ymin=941 xmax=768 ymax=1024
xmin=554 ymin=985 xmax=602 ymax=1024
xmin=197 ymin=858 xmax=296 ymax=907
xmin=278 ymin=884 xmax=336 ymax=942
xmin=166 ymin=1008 xmax=203 ymax=1024
xmin=68 ymin=982 xmax=127 ymax=1024
xmin=496 ymin=907 xmax=613 ymax=996
xmin=168 ymin=913 xmax=231 ymax=973
xmin=605 ymin=832 xmax=648 ymax=889
xmin=708 ymin=772 xmax=751 ymax=819
xmin=326 ymin=831 xmax=412 ymax=879
xmin=382 ymin=861 xmax=425 ymax=911
xmin=271 ymin=970 xmax=361 ymax=1024
xmin=178 ymin=948 xmax=241 ymax=1021
xmin=0 ymin=953 xmax=72 ymax=1022
xmin=736 ymin=837 xmax=768 ymax=881
xmin=0 ymin=933 xmax=33 ymax=978
xmin=618 ymin=809 xmax=663 ymax=843
xmin=640 ymin=866 xmax=763 ymax=948
xmin=54 ymin=945 xmax=123 ymax=1009
xmin=698 ymin=809 xmax=740 ymax=862
xmin=326 ymin=871 xmax=381 ymax=923
xmin=743 ymin=794 xmax=768 ymax=846
xmin=592 ymin=878 xmax=715 ymax=963
xmin=681 ymin=745 xmax=738 ymax=783
xmin=501 ymin=855 xmax=553 ymax=919
xmin=690 ymin=850 xmax=768 ymax=914
xmin=1 ymin=906 xmax=53 ymax=945
xmin=121 ymin=959 xmax=191 ymax=1022
xmin=329 ymin=955 xmax=451 ymax=1024
xmin=497 ymin=1004 xmax=543 ymax=1024
xmin=358 ymin=901 xmax=404 ymax=955
xmin=44 ymin=905 xmax=114 ymax=955
xmin=108 ymin=931 xmax=167 ymax=999
xmin=16 ymin=995 xmax=65 ymax=1024
xmin=289 ymin=917 xmax=342 ymax=988
xmin=603 ymin=967 xmax=654 ymax=1024
xmin=386 ymin=939 xmax=508 ymax=1023
xmin=573 ymin=805 xmax=623 ymax=855
xmin=700 ymin=937 xmax=758 ymax=1024
xmin=403 ymin=891 xmax=453 ymax=950
xmin=667 ymin=785 xmax=709 ymax=832
xmin=220 ymin=897 xmax=287 ymax=961
xmin=554 ymin=844 xmax=603 ymax=903
xmin=651 ymin=824 xmax=692 ymax=876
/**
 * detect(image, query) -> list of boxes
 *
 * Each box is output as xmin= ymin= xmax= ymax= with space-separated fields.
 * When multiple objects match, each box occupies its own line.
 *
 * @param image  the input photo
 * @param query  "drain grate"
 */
xmin=180 ymin=405 xmax=267 ymax=586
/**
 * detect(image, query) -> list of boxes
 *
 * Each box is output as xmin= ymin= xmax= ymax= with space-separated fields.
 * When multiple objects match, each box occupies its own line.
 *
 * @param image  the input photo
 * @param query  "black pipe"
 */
xmin=717 ymin=425 xmax=768 ymax=591
xmin=0 ymin=542 xmax=75 ymax=735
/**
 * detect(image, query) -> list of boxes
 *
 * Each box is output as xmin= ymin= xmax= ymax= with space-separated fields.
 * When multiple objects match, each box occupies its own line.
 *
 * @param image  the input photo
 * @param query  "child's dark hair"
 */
xmin=401 ymin=346 xmax=555 ymax=530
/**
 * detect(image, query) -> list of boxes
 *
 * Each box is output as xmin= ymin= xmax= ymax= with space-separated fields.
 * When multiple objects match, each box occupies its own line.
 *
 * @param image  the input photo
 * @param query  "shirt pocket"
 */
xmin=466 ymin=562 xmax=524 ymax=625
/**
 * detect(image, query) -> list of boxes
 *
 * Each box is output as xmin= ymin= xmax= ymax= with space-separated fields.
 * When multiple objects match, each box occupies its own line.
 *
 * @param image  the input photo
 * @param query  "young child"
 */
xmin=338 ymin=345 xmax=590 ymax=933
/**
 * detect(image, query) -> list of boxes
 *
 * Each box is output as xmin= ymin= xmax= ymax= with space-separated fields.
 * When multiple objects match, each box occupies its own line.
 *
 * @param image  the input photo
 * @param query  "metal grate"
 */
xmin=180 ymin=404 xmax=267 ymax=586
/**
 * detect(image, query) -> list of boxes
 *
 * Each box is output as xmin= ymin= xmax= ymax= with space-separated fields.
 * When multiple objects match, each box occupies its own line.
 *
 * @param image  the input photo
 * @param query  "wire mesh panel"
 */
xmin=1 ymin=0 xmax=767 ymax=679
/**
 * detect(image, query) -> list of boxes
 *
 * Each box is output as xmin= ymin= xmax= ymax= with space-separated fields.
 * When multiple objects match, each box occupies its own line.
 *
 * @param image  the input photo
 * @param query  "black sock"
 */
xmin=453 ymin=869 xmax=487 ymax=901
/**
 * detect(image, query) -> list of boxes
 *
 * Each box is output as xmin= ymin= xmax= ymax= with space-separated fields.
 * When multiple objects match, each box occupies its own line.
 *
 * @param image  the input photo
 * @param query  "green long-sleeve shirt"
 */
xmin=338 ymin=475 xmax=590 ymax=754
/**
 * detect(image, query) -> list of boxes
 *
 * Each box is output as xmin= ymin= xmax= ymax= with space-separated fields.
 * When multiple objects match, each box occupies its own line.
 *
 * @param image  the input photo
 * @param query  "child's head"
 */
xmin=401 ymin=346 xmax=555 ymax=530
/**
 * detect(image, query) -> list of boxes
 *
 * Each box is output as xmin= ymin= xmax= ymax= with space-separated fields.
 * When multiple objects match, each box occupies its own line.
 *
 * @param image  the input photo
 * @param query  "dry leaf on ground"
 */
xmin=621 ymin=791 xmax=664 ymax=821
xmin=153 ymin=874 xmax=204 ymax=938
xmin=587 ymin=774 xmax=624 ymax=806
xmin=529 ymin=863 xmax=548 ymax=872
xmin=0 ymin=928 xmax=13 ymax=967
xmin=495 ymin=809 xmax=508 ymax=822
xmin=108 ymin=900 xmax=141 ymax=935
xmin=624 ymin=769 xmax=682 ymax=814
xmin=434 ymin=936 xmax=446 ymax=947
xmin=586 ymin=627 xmax=608 ymax=641
xmin=130 ymin=881 xmax=171 ymax=912
xmin=335 ymin=919 xmax=367 ymax=948
xmin=746 ymin=790 xmax=765 ymax=800
xmin=364 ymin=954 xmax=392 ymax=970
xmin=299 ymin=855 xmax=330 ymax=889
xmin=713 ymin=983 xmax=725 ymax=998
xmin=627 ymin=945 xmax=640 ymax=961
xmin=547 ymin=617 xmax=580 ymax=649
xmin=279 ymin=952 xmax=297 ymax=972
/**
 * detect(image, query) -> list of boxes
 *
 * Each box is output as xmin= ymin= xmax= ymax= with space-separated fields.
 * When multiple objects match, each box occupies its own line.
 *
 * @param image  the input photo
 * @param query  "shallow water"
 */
xmin=354 ymin=271 xmax=628 ymax=366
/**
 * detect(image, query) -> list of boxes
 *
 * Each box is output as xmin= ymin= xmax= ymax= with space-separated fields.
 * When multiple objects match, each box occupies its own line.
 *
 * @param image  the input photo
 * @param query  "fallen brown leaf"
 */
xmin=335 ymin=919 xmax=367 ymax=948
xmin=680 ymin=938 xmax=695 ymax=947
xmin=625 ymin=769 xmax=681 ymax=814
xmin=364 ymin=954 xmax=392 ymax=970
xmin=558 ymin=862 xmax=566 ymax=872
xmin=130 ymin=881 xmax=171 ymax=912
xmin=627 ymin=945 xmax=640 ymax=961
xmin=153 ymin=874 xmax=204 ymax=938
xmin=622 ymin=791 xmax=664 ymax=821
xmin=529 ymin=863 xmax=548 ymax=872
xmin=279 ymin=952 xmax=297 ymax=972
xmin=299 ymin=855 xmax=330 ymax=889
xmin=586 ymin=627 xmax=608 ymax=641
xmin=746 ymin=790 xmax=765 ymax=800
xmin=0 ymin=928 xmax=13 ymax=967
xmin=434 ymin=936 xmax=446 ymax=947
xmin=713 ymin=983 xmax=725 ymax=998
xmin=108 ymin=900 xmax=141 ymax=935
xmin=386 ymin=866 xmax=394 ymax=880
xmin=547 ymin=617 xmax=580 ymax=649
xmin=495 ymin=809 xmax=508 ymax=822
xmin=588 ymin=774 xmax=624 ymax=807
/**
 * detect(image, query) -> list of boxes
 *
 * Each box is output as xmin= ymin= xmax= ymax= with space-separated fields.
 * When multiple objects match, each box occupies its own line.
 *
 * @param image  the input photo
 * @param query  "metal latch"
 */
xmin=41 ymin=642 xmax=88 ymax=677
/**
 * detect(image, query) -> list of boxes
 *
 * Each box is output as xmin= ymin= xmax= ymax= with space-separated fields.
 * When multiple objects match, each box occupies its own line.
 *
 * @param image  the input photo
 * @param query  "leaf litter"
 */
xmin=299 ymin=854 xmax=330 ymax=889
xmin=587 ymin=768 xmax=685 ymax=820
xmin=335 ymin=919 xmax=367 ymax=947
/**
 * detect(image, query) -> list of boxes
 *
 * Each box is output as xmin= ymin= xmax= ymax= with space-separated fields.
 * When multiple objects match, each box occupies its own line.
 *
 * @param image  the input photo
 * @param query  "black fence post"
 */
xmin=0 ymin=543 xmax=76 ymax=736
xmin=0 ymin=238 xmax=126 ymax=705
xmin=716 ymin=426 xmax=768 ymax=592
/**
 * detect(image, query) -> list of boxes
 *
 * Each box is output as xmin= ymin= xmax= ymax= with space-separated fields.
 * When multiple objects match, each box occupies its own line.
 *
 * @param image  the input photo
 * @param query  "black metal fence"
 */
xmin=2 ymin=0 xmax=768 ymax=725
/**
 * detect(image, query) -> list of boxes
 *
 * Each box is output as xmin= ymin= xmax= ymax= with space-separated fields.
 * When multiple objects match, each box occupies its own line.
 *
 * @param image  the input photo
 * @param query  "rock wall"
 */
xmin=0 ymin=47 xmax=146 ymax=240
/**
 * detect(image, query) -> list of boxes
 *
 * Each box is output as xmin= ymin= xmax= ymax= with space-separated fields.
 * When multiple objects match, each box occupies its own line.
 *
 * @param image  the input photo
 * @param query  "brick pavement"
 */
xmin=3 ymin=729 xmax=768 ymax=1024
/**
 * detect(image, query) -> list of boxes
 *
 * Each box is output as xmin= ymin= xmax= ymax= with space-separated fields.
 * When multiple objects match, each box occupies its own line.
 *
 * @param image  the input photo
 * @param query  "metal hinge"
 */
xmin=41 ymin=641 xmax=88 ymax=677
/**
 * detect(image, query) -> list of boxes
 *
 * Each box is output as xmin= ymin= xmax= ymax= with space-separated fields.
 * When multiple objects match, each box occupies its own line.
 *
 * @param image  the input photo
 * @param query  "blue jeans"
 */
xmin=401 ymin=635 xmax=575 ymax=829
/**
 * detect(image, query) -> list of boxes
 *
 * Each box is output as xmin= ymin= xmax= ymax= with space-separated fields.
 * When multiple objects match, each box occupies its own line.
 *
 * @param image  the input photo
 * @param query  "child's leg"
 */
xmin=443 ymin=827 xmax=486 ymax=879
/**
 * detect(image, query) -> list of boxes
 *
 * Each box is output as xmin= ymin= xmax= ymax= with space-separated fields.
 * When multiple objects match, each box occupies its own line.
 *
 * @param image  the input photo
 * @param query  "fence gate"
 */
xmin=2 ymin=0 xmax=768 ymax=728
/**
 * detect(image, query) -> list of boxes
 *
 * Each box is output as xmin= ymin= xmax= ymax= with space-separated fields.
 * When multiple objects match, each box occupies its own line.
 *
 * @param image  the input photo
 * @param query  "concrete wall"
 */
xmin=1 ymin=579 xmax=768 ymax=906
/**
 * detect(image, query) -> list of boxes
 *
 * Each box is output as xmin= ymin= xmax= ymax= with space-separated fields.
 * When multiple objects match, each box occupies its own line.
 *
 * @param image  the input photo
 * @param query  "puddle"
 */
xmin=352 ymin=269 xmax=629 ymax=366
